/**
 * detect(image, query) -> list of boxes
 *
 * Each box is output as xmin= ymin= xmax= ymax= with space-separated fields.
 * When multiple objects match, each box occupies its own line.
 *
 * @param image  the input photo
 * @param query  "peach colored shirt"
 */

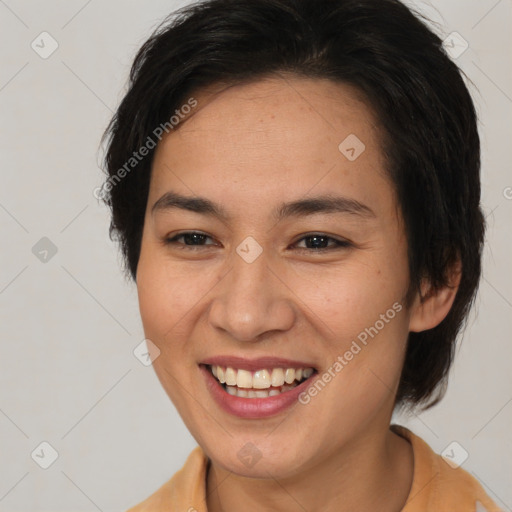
xmin=126 ymin=425 xmax=502 ymax=512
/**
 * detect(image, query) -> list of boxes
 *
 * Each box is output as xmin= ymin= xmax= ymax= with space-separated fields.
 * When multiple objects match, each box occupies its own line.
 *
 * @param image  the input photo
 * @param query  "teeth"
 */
xmin=303 ymin=368 xmax=313 ymax=379
xmin=225 ymin=367 xmax=237 ymax=386
xmin=284 ymin=368 xmax=295 ymax=384
xmin=253 ymin=369 xmax=271 ymax=389
xmin=210 ymin=364 xmax=315 ymax=397
xmin=236 ymin=369 xmax=253 ymax=388
xmin=226 ymin=385 xmax=237 ymax=396
xmin=271 ymin=368 xmax=285 ymax=387
xmin=224 ymin=385 xmax=299 ymax=398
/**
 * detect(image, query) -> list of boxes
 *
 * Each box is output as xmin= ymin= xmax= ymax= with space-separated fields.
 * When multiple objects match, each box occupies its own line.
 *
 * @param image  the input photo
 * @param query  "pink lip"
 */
xmin=200 ymin=364 xmax=317 ymax=419
xmin=201 ymin=355 xmax=316 ymax=372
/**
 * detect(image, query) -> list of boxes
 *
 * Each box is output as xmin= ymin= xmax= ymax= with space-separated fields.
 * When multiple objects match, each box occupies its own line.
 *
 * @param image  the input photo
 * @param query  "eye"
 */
xmin=164 ymin=231 xmax=351 ymax=252
xmin=292 ymin=233 xmax=352 ymax=252
xmin=164 ymin=231 xmax=217 ymax=249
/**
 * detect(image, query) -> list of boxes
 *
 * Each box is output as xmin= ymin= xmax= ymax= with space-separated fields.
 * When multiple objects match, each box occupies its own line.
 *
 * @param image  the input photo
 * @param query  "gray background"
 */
xmin=0 ymin=0 xmax=511 ymax=510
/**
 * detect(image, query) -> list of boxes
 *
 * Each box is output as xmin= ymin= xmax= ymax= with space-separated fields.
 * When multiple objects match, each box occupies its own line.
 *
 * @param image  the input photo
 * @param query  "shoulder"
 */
xmin=125 ymin=446 xmax=208 ymax=512
xmin=391 ymin=425 xmax=503 ymax=512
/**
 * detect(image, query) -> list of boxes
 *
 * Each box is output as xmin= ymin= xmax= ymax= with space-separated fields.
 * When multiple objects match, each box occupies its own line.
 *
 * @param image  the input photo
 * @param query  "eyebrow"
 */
xmin=151 ymin=190 xmax=375 ymax=221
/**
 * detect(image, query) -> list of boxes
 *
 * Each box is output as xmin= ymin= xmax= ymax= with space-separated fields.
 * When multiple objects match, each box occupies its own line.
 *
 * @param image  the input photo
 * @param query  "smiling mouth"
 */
xmin=207 ymin=364 xmax=316 ymax=398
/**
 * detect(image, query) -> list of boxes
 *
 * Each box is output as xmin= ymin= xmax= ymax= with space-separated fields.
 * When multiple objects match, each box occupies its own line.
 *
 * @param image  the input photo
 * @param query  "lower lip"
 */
xmin=200 ymin=365 xmax=315 ymax=419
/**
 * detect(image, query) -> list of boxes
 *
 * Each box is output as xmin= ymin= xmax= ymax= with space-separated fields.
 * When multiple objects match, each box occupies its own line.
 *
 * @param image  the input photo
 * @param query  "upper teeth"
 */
xmin=211 ymin=366 xmax=314 ymax=389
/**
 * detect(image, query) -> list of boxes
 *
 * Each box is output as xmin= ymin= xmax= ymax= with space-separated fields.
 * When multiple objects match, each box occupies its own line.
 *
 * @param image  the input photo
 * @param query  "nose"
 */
xmin=207 ymin=246 xmax=296 ymax=342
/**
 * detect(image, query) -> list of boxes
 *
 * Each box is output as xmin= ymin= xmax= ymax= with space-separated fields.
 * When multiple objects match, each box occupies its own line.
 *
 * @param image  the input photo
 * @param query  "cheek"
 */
xmin=136 ymin=245 xmax=190 ymax=357
xmin=289 ymin=254 xmax=408 ymax=342
xmin=288 ymin=245 xmax=410 ymax=407
xmin=137 ymin=244 xmax=206 ymax=339
xmin=136 ymin=249 xmax=200 ymax=408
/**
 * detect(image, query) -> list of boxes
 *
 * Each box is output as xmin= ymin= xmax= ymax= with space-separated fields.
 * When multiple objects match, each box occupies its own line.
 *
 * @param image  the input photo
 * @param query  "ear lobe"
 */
xmin=409 ymin=261 xmax=462 ymax=333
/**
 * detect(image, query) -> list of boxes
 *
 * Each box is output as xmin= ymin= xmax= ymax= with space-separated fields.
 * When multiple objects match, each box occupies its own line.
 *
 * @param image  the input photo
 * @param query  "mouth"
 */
xmin=205 ymin=364 xmax=316 ymax=398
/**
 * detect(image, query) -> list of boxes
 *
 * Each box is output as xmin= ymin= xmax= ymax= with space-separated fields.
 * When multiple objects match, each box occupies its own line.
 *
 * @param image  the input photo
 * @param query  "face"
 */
xmin=136 ymin=76 xmax=416 ymax=478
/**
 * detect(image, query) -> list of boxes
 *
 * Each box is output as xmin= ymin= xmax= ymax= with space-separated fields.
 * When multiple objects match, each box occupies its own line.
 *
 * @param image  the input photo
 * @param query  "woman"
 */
xmin=100 ymin=0 xmax=501 ymax=510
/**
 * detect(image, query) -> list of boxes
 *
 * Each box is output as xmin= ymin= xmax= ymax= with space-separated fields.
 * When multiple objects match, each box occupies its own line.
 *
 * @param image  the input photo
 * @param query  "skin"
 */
xmin=136 ymin=75 xmax=459 ymax=512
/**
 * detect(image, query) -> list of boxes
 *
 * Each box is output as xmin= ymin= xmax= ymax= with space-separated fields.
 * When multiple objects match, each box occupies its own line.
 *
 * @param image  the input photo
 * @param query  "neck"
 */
xmin=206 ymin=425 xmax=414 ymax=512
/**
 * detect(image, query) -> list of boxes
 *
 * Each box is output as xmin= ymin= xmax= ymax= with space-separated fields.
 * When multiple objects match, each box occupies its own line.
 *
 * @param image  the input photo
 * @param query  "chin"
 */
xmin=201 ymin=433 xmax=317 ymax=480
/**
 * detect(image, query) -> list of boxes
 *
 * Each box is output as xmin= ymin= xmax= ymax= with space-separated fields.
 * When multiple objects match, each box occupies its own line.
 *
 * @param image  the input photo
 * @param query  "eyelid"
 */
xmin=291 ymin=233 xmax=352 ymax=251
xmin=164 ymin=231 xmax=352 ymax=252
xmin=164 ymin=231 xmax=218 ymax=247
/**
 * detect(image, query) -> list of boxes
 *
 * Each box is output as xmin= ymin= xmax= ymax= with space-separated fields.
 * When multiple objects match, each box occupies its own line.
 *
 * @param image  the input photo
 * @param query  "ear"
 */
xmin=408 ymin=260 xmax=462 ymax=333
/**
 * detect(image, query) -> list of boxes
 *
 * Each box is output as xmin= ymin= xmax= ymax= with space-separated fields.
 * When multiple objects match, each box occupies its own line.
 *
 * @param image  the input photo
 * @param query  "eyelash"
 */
xmin=163 ymin=231 xmax=352 ymax=252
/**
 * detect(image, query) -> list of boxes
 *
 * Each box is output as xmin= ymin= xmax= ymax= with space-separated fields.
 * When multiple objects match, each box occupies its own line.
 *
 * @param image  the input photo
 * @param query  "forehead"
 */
xmin=148 ymin=75 xmax=393 ymax=220
xmin=166 ymin=75 xmax=382 ymax=156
